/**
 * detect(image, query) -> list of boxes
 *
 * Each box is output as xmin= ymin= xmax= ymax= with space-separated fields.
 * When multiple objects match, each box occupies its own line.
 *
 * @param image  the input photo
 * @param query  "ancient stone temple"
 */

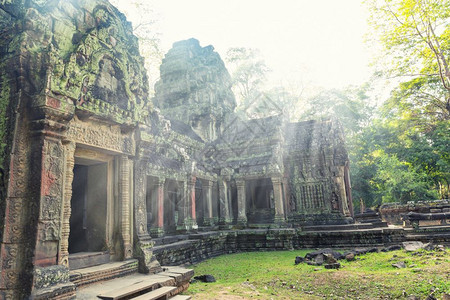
xmin=0 ymin=1 xmax=353 ymax=298
xmin=150 ymin=38 xmax=353 ymax=231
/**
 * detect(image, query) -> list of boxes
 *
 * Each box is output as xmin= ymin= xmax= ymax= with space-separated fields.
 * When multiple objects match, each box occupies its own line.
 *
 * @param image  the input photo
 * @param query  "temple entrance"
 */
xmin=164 ymin=179 xmax=179 ymax=233
xmin=246 ymin=178 xmax=275 ymax=224
xmin=69 ymin=159 xmax=108 ymax=254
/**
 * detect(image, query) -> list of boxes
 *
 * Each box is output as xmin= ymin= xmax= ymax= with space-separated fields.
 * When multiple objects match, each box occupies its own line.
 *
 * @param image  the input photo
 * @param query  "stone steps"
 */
xmin=70 ymin=259 xmax=139 ymax=287
xmin=76 ymin=266 xmax=194 ymax=300
xmin=97 ymin=278 xmax=169 ymax=299
xmin=69 ymin=251 xmax=110 ymax=270
xmin=131 ymin=286 xmax=177 ymax=300
xmin=170 ymin=295 xmax=192 ymax=300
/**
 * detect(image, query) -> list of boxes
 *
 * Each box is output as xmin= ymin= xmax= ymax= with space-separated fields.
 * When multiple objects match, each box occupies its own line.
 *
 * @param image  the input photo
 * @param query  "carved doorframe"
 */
xmin=61 ymin=146 xmax=117 ymax=265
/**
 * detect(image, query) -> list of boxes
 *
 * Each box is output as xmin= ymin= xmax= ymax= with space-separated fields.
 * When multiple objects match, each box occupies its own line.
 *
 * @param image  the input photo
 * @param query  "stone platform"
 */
xmin=153 ymin=225 xmax=450 ymax=266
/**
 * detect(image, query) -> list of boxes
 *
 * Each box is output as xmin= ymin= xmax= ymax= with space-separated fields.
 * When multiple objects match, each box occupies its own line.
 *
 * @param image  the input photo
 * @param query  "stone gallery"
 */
xmin=0 ymin=0 xmax=353 ymax=298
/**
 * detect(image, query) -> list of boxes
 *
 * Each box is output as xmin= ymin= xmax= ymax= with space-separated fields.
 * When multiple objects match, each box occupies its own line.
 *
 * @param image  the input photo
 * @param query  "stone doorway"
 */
xmin=164 ymin=179 xmax=179 ymax=234
xmin=69 ymin=162 xmax=108 ymax=253
xmin=246 ymin=178 xmax=275 ymax=224
xmin=68 ymin=152 xmax=113 ymax=269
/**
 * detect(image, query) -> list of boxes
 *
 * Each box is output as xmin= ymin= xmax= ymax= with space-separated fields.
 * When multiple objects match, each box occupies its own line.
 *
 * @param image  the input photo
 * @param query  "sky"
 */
xmin=115 ymin=0 xmax=372 ymax=90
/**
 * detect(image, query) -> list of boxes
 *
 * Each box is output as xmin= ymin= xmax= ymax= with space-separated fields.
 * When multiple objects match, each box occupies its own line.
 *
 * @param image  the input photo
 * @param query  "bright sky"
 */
xmin=116 ymin=0 xmax=371 ymax=90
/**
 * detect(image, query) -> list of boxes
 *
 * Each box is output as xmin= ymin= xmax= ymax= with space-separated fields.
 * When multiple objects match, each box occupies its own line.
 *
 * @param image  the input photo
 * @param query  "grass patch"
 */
xmin=185 ymin=248 xmax=450 ymax=299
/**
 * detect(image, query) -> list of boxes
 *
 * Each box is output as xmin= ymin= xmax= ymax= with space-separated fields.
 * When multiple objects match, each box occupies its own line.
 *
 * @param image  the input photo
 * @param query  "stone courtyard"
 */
xmin=0 ymin=0 xmax=448 ymax=299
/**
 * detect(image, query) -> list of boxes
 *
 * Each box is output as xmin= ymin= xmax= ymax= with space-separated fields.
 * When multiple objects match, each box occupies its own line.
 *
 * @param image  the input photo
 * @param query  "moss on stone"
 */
xmin=0 ymin=72 xmax=10 ymax=170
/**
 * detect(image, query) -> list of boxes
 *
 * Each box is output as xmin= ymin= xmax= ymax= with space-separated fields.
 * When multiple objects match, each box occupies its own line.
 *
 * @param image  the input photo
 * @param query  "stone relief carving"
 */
xmin=65 ymin=118 xmax=134 ymax=154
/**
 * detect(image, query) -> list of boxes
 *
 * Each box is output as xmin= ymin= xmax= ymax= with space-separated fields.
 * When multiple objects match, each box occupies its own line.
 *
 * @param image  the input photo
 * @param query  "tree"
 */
xmin=367 ymin=0 xmax=450 ymax=120
xmin=361 ymin=0 xmax=450 ymax=204
xmin=299 ymin=84 xmax=375 ymax=136
xmin=225 ymin=47 xmax=271 ymax=110
xmin=110 ymin=0 xmax=163 ymax=93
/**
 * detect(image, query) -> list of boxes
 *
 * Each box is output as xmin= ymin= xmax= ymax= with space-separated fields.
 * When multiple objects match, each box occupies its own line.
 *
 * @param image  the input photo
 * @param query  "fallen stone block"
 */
xmin=402 ymin=241 xmax=424 ymax=251
xmin=392 ymin=261 xmax=406 ymax=268
xmin=324 ymin=263 xmax=340 ymax=269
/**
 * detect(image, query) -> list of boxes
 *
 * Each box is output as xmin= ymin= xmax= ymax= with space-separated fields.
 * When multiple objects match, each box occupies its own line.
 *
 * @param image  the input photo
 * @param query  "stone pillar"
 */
xmin=29 ymin=114 xmax=76 ymax=298
xmin=186 ymin=176 xmax=198 ymax=230
xmin=203 ymin=180 xmax=214 ymax=226
xmin=119 ymin=155 xmax=132 ymax=259
xmin=271 ymin=177 xmax=286 ymax=224
xmin=236 ymin=179 xmax=247 ymax=226
xmin=218 ymin=178 xmax=232 ymax=228
xmin=133 ymin=158 xmax=161 ymax=274
xmin=177 ymin=181 xmax=188 ymax=232
xmin=344 ymin=165 xmax=354 ymax=217
xmin=151 ymin=177 xmax=165 ymax=236
xmin=59 ymin=141 xmax=76 ymax=267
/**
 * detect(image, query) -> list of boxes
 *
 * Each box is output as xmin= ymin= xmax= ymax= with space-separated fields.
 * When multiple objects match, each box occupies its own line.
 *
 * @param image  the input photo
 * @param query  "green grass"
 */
xmin=185 ymin=248 xmax=450 ymax=299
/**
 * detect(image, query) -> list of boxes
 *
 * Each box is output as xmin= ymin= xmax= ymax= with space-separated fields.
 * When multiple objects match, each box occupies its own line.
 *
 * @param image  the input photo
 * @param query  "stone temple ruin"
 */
xmin=0 ymin=0 xmax=446 ymax=299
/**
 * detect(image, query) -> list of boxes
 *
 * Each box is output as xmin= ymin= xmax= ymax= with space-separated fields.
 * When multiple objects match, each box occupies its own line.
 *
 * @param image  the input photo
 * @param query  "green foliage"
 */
xmin=187 ymin=249 xmax=450 ymax=299
xmin=299 ymin=84 xmax=374 ymax=136
xmin=367 ymin=0 xmax=450 ymax=120
xmin=370 ymin=150 xmax=439 ymax=203
xmin=343 ymin=0 xmax=450 ymax=208
xmin=0 ymin=72 xmax=10 ymax=171
xmin=110 ymin=0 xmax=163 ymax=91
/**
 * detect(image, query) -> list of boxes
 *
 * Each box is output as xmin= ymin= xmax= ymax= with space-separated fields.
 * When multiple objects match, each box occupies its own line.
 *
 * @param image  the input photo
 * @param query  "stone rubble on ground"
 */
xmin=294 ymin=242 xmax=446 ymax=270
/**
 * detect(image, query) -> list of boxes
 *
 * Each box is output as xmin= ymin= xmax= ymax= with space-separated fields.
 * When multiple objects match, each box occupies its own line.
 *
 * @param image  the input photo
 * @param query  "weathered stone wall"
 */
xmin=152 ymin=228 xmax=410 ymax=266
xmin=284 ymin=119 xmax=353 ymax=225
xmin=0 ymin=0 xmax=153 ymax=298
xmin=380 ymin=200 xmax=450 ymax=225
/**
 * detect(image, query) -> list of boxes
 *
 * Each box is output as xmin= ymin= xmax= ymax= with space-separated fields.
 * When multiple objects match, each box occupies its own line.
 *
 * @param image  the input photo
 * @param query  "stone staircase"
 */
xmin=75 ymin=266 xmax=193 ymax=300
xmin=70 ymin=260 xmax=139 ymax=287
xmin=69 ymin=251 xmax=111 ymax=270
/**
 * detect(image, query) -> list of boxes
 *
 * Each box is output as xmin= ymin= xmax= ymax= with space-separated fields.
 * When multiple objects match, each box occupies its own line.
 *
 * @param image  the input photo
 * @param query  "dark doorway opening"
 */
xmin=69 ymin=162 xmax=108 ymax=254
xmin=164 ymin=179 xmax=178 ymax=234
xmin=246 ymin=178 xmax=275 ymax=224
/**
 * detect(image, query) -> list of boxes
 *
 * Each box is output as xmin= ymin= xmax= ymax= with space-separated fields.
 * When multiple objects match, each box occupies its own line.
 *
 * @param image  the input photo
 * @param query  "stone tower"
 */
xmin=154 ymin=38 xmax=236 ymax=141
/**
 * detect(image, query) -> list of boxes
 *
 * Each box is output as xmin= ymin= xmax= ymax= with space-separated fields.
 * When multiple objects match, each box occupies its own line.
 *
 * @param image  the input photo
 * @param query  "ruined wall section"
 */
xmin=0 ymin=0 xmax=153 ymax=297
xmin=154 ymin=38 xmax=236 ymax=142
xmin=283 ymin=119 xmax=353 ymax=225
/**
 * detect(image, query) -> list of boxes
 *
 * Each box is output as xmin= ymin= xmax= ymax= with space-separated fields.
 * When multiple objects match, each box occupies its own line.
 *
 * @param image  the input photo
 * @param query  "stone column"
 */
xmin=344 ymin=165 xmax=354 ymax=217
xmin=236 ymin=179 xmax=247 ymax=226
xmin=177 ymin=181 xmax=188 ymax=232
xmin=151 ymin=177 xmax=165 ymax=237
xmin=271 ymin=177 xmax=286 ymax=224
xmin=218 ymin=178 xmax=232 ymax=228
xmin=133 ymin=159 xmax=162 ymax=274
xmin=59 ymin=141 xmax=76 ymax=267
xmin=203 ymin=180 xmax=214 ymax=226
xmin=119 ymin=155 xmax=132 ymax=259
xmin=187 ymin=176 xmax=198 ymax=230
xmin=29 ymin=115 xmax=76 ymax=298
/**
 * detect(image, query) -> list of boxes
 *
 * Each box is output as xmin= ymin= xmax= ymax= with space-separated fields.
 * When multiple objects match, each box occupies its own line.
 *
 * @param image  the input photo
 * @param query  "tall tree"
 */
xmin=367 ymin=0 xmax=450 ymax=120
xmin=225 ymin=47 xmax=271 ymax=110
xmin=110 ymin=0 xmax=163 ymax=93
